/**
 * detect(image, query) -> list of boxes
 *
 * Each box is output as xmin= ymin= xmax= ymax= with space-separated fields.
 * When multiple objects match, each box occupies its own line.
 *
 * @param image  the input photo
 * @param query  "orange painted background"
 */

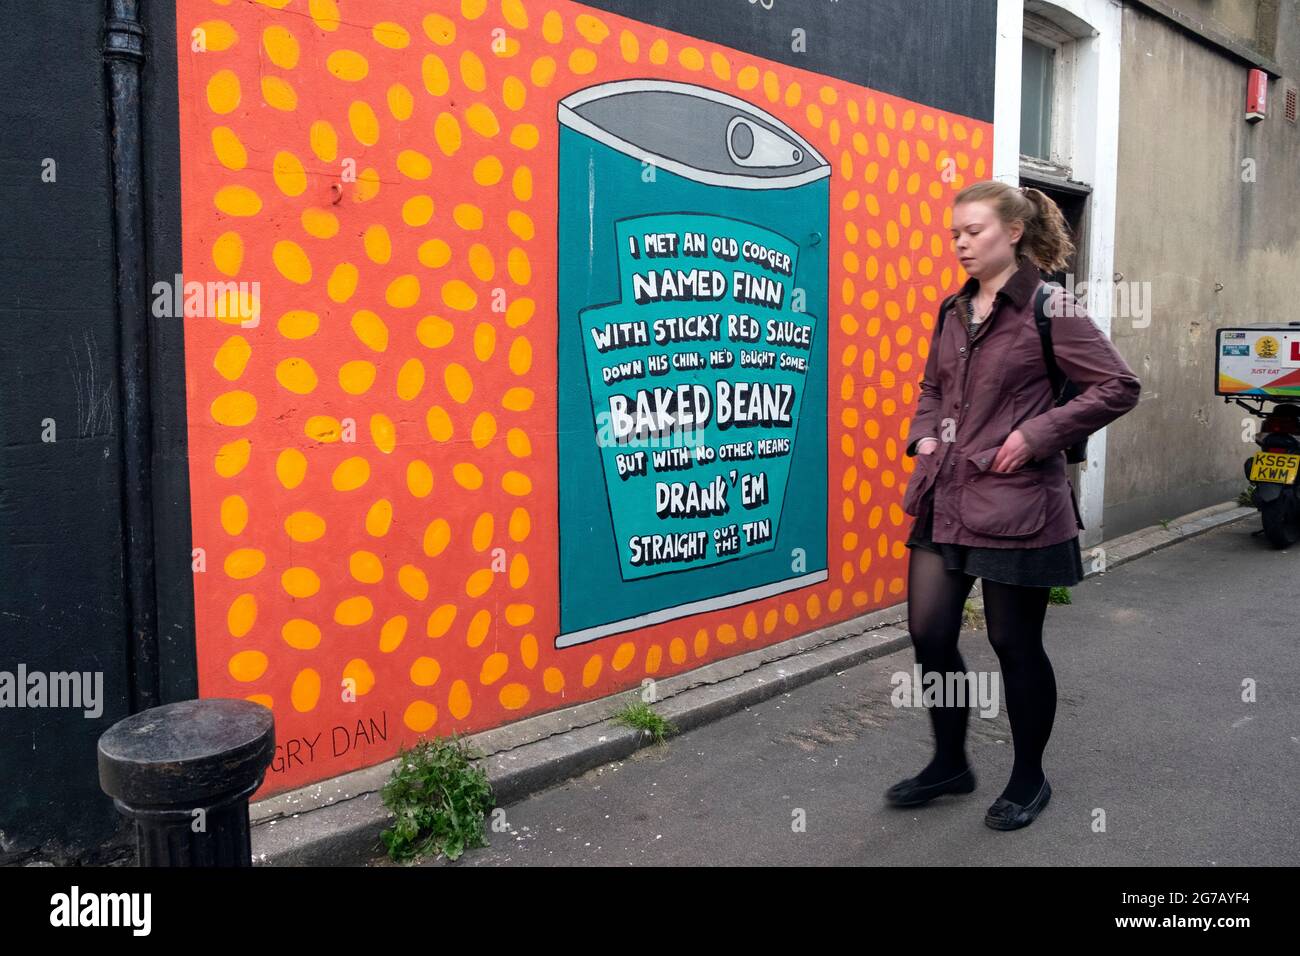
xmin=175 ymin=0 xmax=992 ymax=797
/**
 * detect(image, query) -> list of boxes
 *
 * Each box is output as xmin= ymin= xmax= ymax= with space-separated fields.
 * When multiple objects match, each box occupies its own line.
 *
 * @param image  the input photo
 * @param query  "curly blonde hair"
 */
xmin=953 ymin=180 xmax=1075 ymax=273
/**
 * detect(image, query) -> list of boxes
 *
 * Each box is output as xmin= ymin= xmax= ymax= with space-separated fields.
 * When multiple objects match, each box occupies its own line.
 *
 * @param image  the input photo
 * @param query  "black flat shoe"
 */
xmin=885 ymin=766 xmax=977 ymax=807
xmin=984 ymin=777 xmax=1051 ymax=830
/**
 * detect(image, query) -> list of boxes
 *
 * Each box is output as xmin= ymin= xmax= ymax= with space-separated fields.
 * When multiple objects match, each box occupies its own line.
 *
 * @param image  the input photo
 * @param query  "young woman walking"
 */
xmin=886 ymin=180 xmax=1141 ymax=830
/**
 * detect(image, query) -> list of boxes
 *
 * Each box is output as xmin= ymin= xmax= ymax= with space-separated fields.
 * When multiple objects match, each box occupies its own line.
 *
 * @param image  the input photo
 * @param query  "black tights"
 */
xmin=905 ymin=546 xmax=1056 ymax=805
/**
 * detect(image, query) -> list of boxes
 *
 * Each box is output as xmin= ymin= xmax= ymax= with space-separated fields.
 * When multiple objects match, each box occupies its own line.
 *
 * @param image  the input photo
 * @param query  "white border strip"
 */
xmin=556 ymin=569 xmax=830 ymax=648
xmin=558 ymin=79 xmax=831 ymax=190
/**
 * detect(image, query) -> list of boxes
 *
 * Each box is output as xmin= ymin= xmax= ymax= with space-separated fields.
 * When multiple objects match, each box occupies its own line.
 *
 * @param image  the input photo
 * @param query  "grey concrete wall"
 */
xmin=1105 ymin=0 xmax=1300 ymax=538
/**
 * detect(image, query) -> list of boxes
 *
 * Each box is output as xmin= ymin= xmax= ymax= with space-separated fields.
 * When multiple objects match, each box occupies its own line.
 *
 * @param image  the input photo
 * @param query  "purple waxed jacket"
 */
xmin=901 ymin=255 xmax=1141 ymax=548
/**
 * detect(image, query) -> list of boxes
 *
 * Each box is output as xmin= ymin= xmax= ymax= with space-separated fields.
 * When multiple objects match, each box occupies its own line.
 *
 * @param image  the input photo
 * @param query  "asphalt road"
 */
xmin=397 ymin=517 xmax=1299 ymax=866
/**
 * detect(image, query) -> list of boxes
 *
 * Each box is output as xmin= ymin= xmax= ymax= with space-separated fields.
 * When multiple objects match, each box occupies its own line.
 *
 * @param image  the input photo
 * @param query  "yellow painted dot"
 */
xmin=368 ymin=410 xmax=394 ymax=450
xmin=480 ymin=652 xmax=509 ymax=684
xmin=398 ymin=358 xmax=425 ymax=400
xmin=272 ymin=240 xmax=312 ymax=284
xmin=407 ymin=460 xmax=434 ymax=498
xmin=393 ymin=565 xmax=427 ymax=601
xmin=506 ymin=297 xmax=534 ymax=326
xmin=452 ymin=204 xmax=484 ymax=232
xmin=543 ymin=667 xmax=565 ymax=693
xmin=530 ymin=55 xmax=557 ymax=86
xmin=453 ymin=463 xmax=484 ymax=490
xmin=396 ymin=149 xmax=432 ymax=180
xmin=506 ymin=428 xmax=531 ymax=458
xmin=213 ymin=335 xmax=251 ymax=380
xmin=509 ymin=553 xmax=529 ymax=589
xmin=472 ymin=155 xmax=504 ymax=185
xmin=275 ymin=357 xmax=317 ymax=395
xmin=507 ymin=247 xmax=531 ymax=284
xmin=421 ymin=316 xmax=457 ymax=348
xmin=222 ymin=548 xmax=264 ymax=580
xmin=211 ymin=390 xmax=256 ymax=426
xmin=466 ymin=568 xmax=494 ymax=598
xmin=649 ymin=39 xmax=668 ymax=65
xmin=618 ymin=30 xmax=639 ymax=62
xmin=262 ymin=25 xmax=299 ymax=68
xmin=366 ymin=499 xmax=393 ymax=537
xmin=569 ymin=48 xmax=597 ymax=74
xmin=678 ymin=47 xmax=704 ymax=70
xmin=363 ymin=224 xmax=392 ymax=263
xmin=350 ymin=309 xmax=388 ymax=352
xmin=301 ymin=207 xmax=339 ymax=239
xmin=327 ymin=263 xmax=358 ymax=302
xmin=282 ymin=566 xmax=321 ymax=598
xmin=282 ymin=619 xmax=321 ymax=650
xmin=411 ymin=656 xmax=441 ymax=686
xmin=499 ymin=684 xmax=529 ymax=709
xmin=433 ymin=112 xmax=461 ymax=155
xmin=423 ymin=519 xmax=451 ymax=557
xmin=261 ymin=75 xmax=297 ymax=111
xmin=305 ymin=415 xmax=342 ymax=442
xmin=425 ymin=405 xmax=454 ymax=442
xmin=502 ymin=471 xmax=531 ymax=496
xmin=228 ymin=650 xmax=267 ymax=682
xmin=460 ymin=50 xmax=487 ymax=90
xmin=291 ymin=669 xmax=321 ymax=712
xmin=373 ymin=21 xmax=410 ymax=49
xmin=504 ymin=337 xmax=532 ymax=376
xmin=507 ymin=603 xmax=531 ymax=628
xmin=422 ymin=53 xmax=450 ymax=96
xmin=471 ymin=411 xmax=496 ymax=449
xmin=502 ymin=387 xmax=533 ymax=411
xmin=427 ymin=603 xmax=457 ymax=638
xmin=404 ymin=700 xmax=438 ymax=731
xmin=284 ymin=510 xmax=326 ymax=542
xmin=507 ymin=210 xmax=534 ymax=240
xmin=582 ymin=655 xmax=603 ymax=687
xmin=332 ymin=456 xmax=370 ymax=491
xmin=206 ymin=69 xmax=241 ymax=114
xmin=347 ymin=100 xmax=379 ymax=145
xmin=309 ymin=120 xmax=337 ymax=162
xmin=402 ymin=195 xmax=434 ymax=227
xmin=448 ymin=680 xmax=472 ymax=719
xmin=465 ymin=102 xmax=499 ymax=137
xmin=470 ymin=512 xmax=494 ymax=552
xmin=422 ymin=13 xmax=455 ymax=45
xmin=503 ymin=75 xmax=527 ymax=110
xmin=326 ymin=49 xmax=368 ymax=82
xmin=211 ymin=127 xmax=247 ymax=170
xmin=444 ymin=363 xmax=473 ymax=403
xmin=342 ymin=659 xmax=375 ymax=696
xmin=214 ymin=185 xmax=261 ymax=217
xmin=466 ymin=610 xmax=491 ymax=647
xmin=349 ymin=550 xmax=383 ymax=584
xmin=509 ymin=507 xmax=530 ymax=541
xmin=418 ymin=239 xmax=453 ymax=269
xmin=442 ymin=278 xmax=478 ymax=309
xmin=388 ymin=82 xmax=414 ymax=119
xmin=227 ymin=593 xmax=257 ymax=638
xmin=512 ymin=166 xmax=533 ymax=201
xmin=220 ymin=495 xmax=248 ymax=536
xmin=380 ymin=615 xmax=407 ymax=653
xmin=215 ymin=442 xmax=248 ymax=478
xmin=276 ymin=448 xmax=307 ymax=488
xmin=386 ymin=274 xmax=420 ymax=308
xmin=335 ymin=596 xmax=374 ymax=626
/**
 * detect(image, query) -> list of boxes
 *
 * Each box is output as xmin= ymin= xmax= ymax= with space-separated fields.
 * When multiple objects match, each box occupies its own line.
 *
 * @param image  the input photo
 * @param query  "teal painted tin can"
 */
xmin=557 ymin=80 xmax=829 ymax=647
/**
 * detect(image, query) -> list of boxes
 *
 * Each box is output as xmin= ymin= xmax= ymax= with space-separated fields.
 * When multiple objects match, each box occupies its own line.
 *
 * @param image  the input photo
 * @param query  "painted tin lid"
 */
xmin=559 ymin=79 xmax=830 ymax=189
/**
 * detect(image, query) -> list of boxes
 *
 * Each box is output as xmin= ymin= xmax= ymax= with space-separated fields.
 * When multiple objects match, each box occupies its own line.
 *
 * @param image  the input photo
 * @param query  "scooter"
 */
xmin=1234 ymin=398 xmax=1300 ymax=547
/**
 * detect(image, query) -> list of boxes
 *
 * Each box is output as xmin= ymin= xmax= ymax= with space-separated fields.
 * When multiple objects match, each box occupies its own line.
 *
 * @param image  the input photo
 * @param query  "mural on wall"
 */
xmin=175 ymin=0 xmax=991 ymax=797
xmin=557 ymin=81 xmax=828 ymax=646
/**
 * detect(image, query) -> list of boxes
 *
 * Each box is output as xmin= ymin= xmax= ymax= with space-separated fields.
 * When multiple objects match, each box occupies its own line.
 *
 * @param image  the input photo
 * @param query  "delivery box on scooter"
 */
xmin=1215 ymin=323 xmax=1300 ymax=398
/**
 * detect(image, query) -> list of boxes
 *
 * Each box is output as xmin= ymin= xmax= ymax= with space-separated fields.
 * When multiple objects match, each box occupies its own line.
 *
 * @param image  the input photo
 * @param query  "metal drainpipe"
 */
xmin=104 ymin=0 xmax=159 ymax=712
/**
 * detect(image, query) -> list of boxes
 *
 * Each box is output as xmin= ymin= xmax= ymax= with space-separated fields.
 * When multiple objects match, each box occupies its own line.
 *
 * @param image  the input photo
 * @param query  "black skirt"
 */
xmin=905 ymin=489 xmax=1084 ymax=588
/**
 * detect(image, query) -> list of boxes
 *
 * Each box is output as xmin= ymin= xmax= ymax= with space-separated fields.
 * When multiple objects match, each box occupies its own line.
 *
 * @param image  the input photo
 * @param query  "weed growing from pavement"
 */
xmin=613 ymin=698 xmax=676 ymax=744
xmin=380 ymin=734 xmax=494 ymax=863
xmin=1049 ymin=586 xmax=1072 ymax=605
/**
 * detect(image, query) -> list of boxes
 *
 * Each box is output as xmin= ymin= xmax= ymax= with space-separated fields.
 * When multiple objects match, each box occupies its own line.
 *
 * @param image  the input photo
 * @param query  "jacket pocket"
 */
xmin=901 ymin=449 xmax=940 ymax=517
xmin=958 ymin=444 xmax=1047 ymax=538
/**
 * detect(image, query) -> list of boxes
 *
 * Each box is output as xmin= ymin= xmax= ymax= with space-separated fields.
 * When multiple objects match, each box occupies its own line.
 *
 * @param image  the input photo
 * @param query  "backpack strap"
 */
xmin=935 ymin=293 xmax=958 ymax=338
xmin=1032 ymin=281 xmax=1069 ymax=400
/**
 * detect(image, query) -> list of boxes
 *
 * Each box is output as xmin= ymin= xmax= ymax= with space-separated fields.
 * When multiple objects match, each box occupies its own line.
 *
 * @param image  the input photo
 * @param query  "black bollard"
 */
xmin=98 ymin=698 xmax=275 ymax=866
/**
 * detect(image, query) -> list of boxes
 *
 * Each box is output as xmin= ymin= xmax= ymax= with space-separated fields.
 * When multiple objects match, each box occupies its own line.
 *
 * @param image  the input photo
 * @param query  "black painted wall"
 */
xmin=0 ymin=0 xmax=192 ymax=862
xmin=577 ymin=0 xmax=997 ymax=121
